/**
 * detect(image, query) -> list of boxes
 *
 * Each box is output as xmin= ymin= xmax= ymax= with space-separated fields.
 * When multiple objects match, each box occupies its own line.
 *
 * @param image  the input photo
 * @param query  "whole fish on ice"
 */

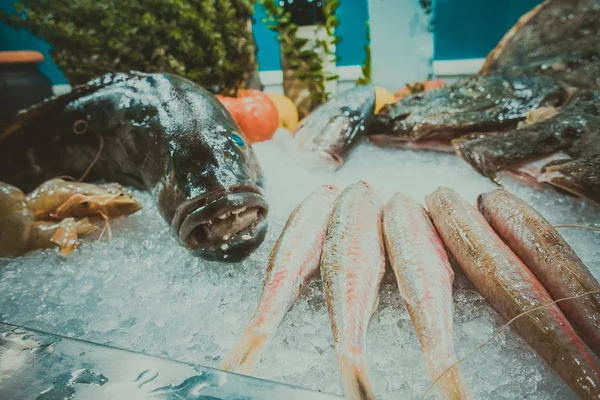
xmin=219 ymin=185 xmax=339 ymax=374
xmin=293 ymin=86 xmax=376 ymax=169
xmin=0 ymin=72 xmax=268 ymax=262
xmin=320 ymin=181 xmax=385 ymax=400
xmin=479 ymin=189 xmax=600 ymax=356
xmin=382 ymin=193 xmax=472 ymax=400
xmin=370 ymin=0 xmax=600 ymax=204
xmin=426 ymin=187 xmax=600 ymax=399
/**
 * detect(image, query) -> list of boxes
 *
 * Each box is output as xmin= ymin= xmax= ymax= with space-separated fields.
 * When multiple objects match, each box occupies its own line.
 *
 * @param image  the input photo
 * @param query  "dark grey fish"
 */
xmin=369 ymin=0 xmax=600 ymax=204
xmin=293 ymin=85 xmax=376 ymax=168
xmin=453 ymin=90 xmax=600 ymax=204
xmin=370 ymin=74 xmax=566 ymax=150
xmin=481 ymin=0 xmax=600 ymax=85
xmin=0 ymin=72 xmax=268 ymax=262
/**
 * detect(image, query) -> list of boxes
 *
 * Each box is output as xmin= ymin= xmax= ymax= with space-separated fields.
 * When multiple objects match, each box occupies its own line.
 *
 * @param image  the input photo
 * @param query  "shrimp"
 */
xmin=26 ymin=178 xmax=142 ymax=219
xmin=26 ymin=178 xmax=142 ymax=240
xmin=0 ymin=178 xmax=141 ymax=256
xmin=0 ymin=182 xmax=97 ymax=256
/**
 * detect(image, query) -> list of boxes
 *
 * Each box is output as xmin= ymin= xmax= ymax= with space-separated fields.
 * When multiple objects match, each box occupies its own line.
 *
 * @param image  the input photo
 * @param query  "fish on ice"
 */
xmin=219 ymin=185 xmax=339 ymax=374
xmin=320 ymin=181 xmax=386 ymax=400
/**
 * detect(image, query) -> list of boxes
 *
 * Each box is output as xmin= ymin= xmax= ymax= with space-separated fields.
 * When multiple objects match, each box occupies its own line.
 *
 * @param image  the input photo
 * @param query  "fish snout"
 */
xmin=173 ymin=185 xmax=269 ymax=262
xmin=476 ymin=193 xmax=485 ymax=211
xmin=319 ymin=150 xmax=344 ymax=169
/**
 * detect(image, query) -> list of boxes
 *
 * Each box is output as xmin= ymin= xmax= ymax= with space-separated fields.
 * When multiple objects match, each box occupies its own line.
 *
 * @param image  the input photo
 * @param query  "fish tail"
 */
xmin=51 ymin=218 xmax=79 ymax=255
xmin=433 ymin=366 xmax=473 ymax=400
xmin=218 ymin=328 xmax=269 ymax=375
xmin=337 ymin=356 xmax=378 ymax=400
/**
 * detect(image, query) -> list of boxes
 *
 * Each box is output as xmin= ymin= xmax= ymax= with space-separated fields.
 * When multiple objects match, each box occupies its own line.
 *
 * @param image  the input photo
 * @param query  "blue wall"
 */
xmin=434 ymin=0 xmax=542 ymax=60
xmin=249 ymin=1 xmax=371 ymax=71
xmin=0 ymin=0 xmax=68 ymax=84
xmin=1 ymin=0 xmax=546 ymax=86
xmin=0 ymin=0 xmax=370 ymax=85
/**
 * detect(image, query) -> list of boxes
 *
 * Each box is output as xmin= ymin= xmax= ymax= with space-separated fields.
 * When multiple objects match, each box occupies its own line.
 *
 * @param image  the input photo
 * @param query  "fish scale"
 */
xmin=219 ymin=184 xmax=339 ymax=375
xmin=383 ymin=193 xmax=471 ymax=400
xmin=479 ymin=189 xmax=600 ymax=357
xmin=427 ymin=187 xmax=600 ymax=400
xmin=320 ymin=181 xmax=385 ymax=400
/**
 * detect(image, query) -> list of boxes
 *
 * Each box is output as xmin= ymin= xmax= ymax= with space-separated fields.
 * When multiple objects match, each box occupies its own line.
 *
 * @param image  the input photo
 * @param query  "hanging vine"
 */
xmin=317 ymin=0 xmax=341 ymax=102
xmin=259 ymin=0 xmax=341 ymax=105
xmin=356 ymin=20 xmax=371 ymax=86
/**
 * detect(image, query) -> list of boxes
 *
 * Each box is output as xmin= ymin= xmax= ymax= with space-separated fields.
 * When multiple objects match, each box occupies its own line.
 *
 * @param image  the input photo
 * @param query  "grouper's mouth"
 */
xmin=172 ymin=185 xmax=268 ymax=262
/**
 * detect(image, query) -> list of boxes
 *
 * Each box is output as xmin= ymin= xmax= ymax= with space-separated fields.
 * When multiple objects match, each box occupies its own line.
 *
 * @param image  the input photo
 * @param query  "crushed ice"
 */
xmin=0 ymin=130 xmax=598 ymax=399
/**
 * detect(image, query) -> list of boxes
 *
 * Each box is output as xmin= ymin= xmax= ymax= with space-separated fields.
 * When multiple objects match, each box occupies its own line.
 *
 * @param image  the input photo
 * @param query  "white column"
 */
xmin=367 ymin=0 xmax=434 ymax=91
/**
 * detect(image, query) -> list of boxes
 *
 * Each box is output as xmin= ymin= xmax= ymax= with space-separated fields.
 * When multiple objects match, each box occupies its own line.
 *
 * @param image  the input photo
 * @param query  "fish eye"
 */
xmin=73 ymin=120 xmax=89 ymax=135
xmin=231 ymin=133 xmax=245 ymax=147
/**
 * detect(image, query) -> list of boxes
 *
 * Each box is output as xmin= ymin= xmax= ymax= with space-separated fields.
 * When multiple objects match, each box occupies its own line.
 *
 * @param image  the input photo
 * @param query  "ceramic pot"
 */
xmin=0 ymin=51 xmax=53 ymax=125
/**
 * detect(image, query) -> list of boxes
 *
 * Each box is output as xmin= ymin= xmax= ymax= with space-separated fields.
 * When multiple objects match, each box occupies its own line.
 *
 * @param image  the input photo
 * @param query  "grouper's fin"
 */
xmin=0 ymin=72 xmax=144 ymax=142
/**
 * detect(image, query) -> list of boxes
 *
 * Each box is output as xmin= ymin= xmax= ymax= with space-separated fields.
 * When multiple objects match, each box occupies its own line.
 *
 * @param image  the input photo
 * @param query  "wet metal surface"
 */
xmin=0 ymin=322 xmax=341 ymax=400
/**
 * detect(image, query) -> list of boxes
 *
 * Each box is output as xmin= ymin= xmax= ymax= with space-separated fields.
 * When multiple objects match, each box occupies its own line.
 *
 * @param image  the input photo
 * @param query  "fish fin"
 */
xmin=218 ymin=328 xmax=269 ymax=375
xmin=51 ymin=218 xmax=79 ymax=255
xmin=337 ymin=356 xmax=378 ymax=400
xmin=426 ymin=359 xmax=473 ymax=400
xmin=371 ymin=295 xmax=380 ymax=317
xmin=1 ymin=72 xmax=141 ymax=142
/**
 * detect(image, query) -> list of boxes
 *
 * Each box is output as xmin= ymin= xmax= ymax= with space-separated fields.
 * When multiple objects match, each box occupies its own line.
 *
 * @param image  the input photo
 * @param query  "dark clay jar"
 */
xmin=0 ymin=51 xmax=54 ymax=125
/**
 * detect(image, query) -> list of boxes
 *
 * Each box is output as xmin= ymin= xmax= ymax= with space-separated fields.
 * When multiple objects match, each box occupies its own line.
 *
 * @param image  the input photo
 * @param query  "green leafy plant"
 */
xmin=356 ymin=20 xmax=371 ymax=86
xmin=0 ymin=0 xmax=257 ymax=95
xmin=318 ymin=0 xmax=341 ymax=101
xmin=259 ymin=0 xmax=341 ymax=106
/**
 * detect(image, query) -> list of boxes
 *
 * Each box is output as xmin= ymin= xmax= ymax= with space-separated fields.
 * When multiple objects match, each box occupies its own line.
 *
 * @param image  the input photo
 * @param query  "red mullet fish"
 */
xmin=478 ymin=189 xmax=600 ymax=357
xmin=383 ymin=193 xmax=472 ymax=399
xmin=320 ymin=181 xmax=385 ymax=400
xmin=426 ymin=187 xmax=600 ymax=399
xmin=219 ymin=185 xmax=339 ymax=374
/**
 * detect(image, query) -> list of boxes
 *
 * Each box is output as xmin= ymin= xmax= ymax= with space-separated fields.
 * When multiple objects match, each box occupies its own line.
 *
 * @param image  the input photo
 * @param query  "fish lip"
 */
xmin=173 ymin=184 xmax=269 ymax=262
xmin=320 ymin=150 xmax=344 ymax=169
xmin=191 ymin=226 xmax=268 ymax=263
xmin=476 ymin=193 xmax=486 ymax=212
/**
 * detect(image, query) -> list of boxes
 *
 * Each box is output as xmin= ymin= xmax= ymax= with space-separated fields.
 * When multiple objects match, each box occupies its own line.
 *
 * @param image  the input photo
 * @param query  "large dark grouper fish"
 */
xmin=0 ymin=72 xmax=268 ymax=262
xmin=370 ymin=0 xmax=600 ymax=204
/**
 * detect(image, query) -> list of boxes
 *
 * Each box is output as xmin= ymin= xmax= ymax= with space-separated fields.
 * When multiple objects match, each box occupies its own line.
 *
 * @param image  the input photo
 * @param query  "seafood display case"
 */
xmin=1 ymin=0 xmax=600 ymax=399
xmin=0 ymin=322 xmax=341 ymax=399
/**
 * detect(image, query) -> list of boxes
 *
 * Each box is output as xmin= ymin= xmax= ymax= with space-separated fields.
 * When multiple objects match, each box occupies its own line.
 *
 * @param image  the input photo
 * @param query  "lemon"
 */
xmin=265 ymin=93 xmax=299 ymax=131
xmin=374 ymin=86 xmax=396 ymax=113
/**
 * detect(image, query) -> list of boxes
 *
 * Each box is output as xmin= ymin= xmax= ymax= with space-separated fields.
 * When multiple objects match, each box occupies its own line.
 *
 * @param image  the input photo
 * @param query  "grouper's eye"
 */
xmin=231 ymin=133 xmax=245 ymax=147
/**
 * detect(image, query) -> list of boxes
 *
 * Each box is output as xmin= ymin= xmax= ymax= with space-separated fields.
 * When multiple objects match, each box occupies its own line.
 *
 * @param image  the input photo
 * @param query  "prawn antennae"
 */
xmin=97 ymin=211 xmax=112 ymax=241
xmin=78 ymin=128 xmax=105 ymax=182
xmin=552 ymin=224 xmax=600 ymax=233
xmin=420 ymin=290 xmax=600 ymax=399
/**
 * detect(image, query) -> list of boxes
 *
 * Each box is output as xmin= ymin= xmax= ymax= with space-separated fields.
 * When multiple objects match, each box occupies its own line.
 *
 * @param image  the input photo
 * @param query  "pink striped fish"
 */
xmin=383 ymin=193 xmax=472 ymax=399
xmin=320 ymin=181 xmax=386 ymax=400
xmin=426 ymin=187 xmax=600 ymax=399
xmin=219 ymin=184 xmax=339 ymax=374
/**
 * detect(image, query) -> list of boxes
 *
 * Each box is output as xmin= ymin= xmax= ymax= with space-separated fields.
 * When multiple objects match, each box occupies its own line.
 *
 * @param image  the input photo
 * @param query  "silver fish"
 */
xmin=320 ymin=181 xmax=385 ymax=400
xmin=219 ymin=185 xmax=339 ymax=374
xmin=383 ymin=193 xmax=472 ymax=399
